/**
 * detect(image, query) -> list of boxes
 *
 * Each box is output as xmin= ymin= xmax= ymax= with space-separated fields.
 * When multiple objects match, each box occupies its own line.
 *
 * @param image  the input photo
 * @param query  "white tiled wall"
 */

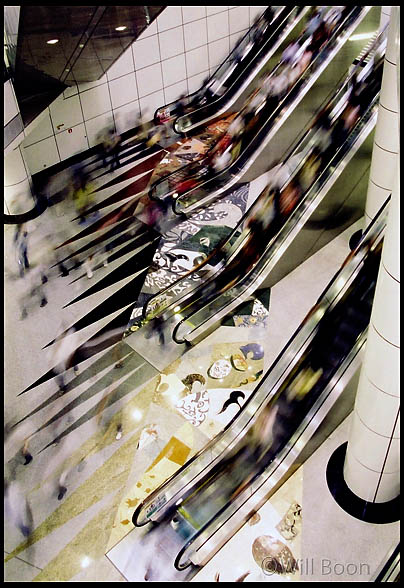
xmin=21 ymin=6 xmax=266 ymax=175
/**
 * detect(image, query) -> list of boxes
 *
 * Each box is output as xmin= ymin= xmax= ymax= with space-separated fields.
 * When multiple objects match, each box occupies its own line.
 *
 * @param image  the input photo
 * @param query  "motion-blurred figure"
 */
xmin=19 ymin=264 xmax=48 ymax=319
xmin=176 ymin=93 xmax=188 ymax=118
xmin=297 ymin=148 xmax=322 ymax=192
xmin=14 ymin=223 xmax=30 ymax=278
xmin=281 ymin=40 xmax=301 ymax=66
xmin=73 ymin=174 xmax=95 ymax=224
xmin=153 ymin=315 xmax=165 ymax=346
xmin=4 ymin=418 xmax=36 ymax=467
xmin=41 ymin=426 xmax=74 ymax=501
xmin=48 ymin=326 xmax=80 ymax=393
xmin=279 ymin=177 xmax=302 ymax=217
xmin=46 ymin=168 xmax=73 ymax=217
xmin=4 ymin=477 xmax=34 ymax=537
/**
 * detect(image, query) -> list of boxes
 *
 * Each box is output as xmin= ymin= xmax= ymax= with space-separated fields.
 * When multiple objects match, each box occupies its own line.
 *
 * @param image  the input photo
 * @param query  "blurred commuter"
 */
xmin=227 ymin=115 xmax=244 ymax=139
xmin=14 ymin=223 xmax=30 ymax=278
xmin=264 ymin=69 xmax=290 ymax=105
xmin=146 ymin=125 xmax=163 ymax=148
xmin=41 ymin=428 xmax=74 ymax=501
xmin=279 ymin=177 xmax=302 ymax=217
xmin=73 ymin=174 xmax=95 ymax=224
xmin=83 ymin=254 xmax=95 ymax=279
xmin=243 ymin=87 xmax=267 ymax=126
xmin=100 ymin=126 xmax=122 ymax=171
xmin=323 ymin=6 xmax=344 ymax=36
xmin=46 ymin=169 xmax=72 ymax=216
xmin=281 ymin=40 xmax=301 ymax=67
xmin=109 ymin=129 xmax=122 ymax=171
xmin=230 ymin=137 xmax=242 ymax=162
xmin=314 ymin=107 xmax=334 ymax=158
xmin=297 ymin=148 xmax=322 ymax=192
xmin=48 ymin=326 xmax=80 ymax=393
xmin=4 ymin=418 xmax=36 ymax=467
xmin=252 ymin=12 xmax=270 ymax=43
xmin=332 ymin=102 xmax=360 ymax=145
xmin=177 ymin=93 xmax=188 ymax=118
xmin=153 ymin=315 xmax=165 ymax=346
xmin=308 ymin=20 xmax=329 ymax=55
xmin=20 ymin=264 xmax=48 ymax=319
xmin=4 ymin=477 xmax=34 ymax=537
xmin=210 ymin=148 xmax=232 ymax=174
xmin=136 ymin=109 xmax=151 ymax=145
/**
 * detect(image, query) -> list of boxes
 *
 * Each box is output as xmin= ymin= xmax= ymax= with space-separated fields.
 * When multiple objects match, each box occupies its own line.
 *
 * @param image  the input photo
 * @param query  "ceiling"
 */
xmin=7 ymin=6 xmax=165 ymax=126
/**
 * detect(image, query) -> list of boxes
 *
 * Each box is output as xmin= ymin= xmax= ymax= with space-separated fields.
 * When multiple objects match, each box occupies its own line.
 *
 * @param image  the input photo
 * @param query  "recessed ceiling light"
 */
xmin=47 ymin=39 xmax=59 ymax=45
xmin=79 ymin=43 xmax=84 ymax=48
xmin=115 ymin=26 xmax=127 ymax=31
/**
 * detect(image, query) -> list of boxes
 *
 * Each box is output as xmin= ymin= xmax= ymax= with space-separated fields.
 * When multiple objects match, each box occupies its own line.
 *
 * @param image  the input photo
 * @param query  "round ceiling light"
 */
xmin=47 ymin=39 xmax=59 ymax=44
xmin=115 ymin=26 xmax=127 ymax=31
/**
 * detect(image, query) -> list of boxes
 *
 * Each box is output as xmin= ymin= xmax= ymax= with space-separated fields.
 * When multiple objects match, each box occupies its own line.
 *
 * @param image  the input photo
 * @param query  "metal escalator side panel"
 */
xmin=174 ymin=7 xmax=309 ymax=135
xmin=174 ymin=6 xmax=373 ymax=215
xmin=174 ymin=91 xmax=382 ymax=345
xmin=141 ymin=31 xmax=387 ymax=326
xmin=153 ymin=7 xmax=289 ymax=125
xmin=132 ymin=205 xmax=387 ymax=529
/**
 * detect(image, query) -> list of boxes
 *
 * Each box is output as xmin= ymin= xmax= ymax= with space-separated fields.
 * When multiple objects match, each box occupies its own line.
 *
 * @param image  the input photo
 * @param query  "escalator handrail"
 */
xmin=141 ymin=42 xmax=384 ymax=324
xmin=153 ymin=7 xmax=286 ymax=124
xmin=149 ymin=7 xmax=360 ymax=202
xmin=174 ymin=7 xmax=305 ymax=134
xmin=173 ymin=6 xmax=369 ymax=214
xmin=171 ymin=83 xmax=383 ymax=343
xmin=174 ymin=326 xmax=371 ymax=570
xmin=132 ymin=198 xmax=389 ymax=528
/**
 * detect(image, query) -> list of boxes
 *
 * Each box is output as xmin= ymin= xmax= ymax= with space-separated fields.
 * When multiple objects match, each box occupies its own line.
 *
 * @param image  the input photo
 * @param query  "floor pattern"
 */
xmin=5 ymin=117 xmax=267 ymax=582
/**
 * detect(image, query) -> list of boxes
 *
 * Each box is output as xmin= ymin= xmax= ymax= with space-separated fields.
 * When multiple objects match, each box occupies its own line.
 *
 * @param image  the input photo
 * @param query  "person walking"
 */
xmin=14 ymin=224 xmax=30 ymax=278
xmin=73 ymin=174 xmax=95 ymax=224
xmin=4 ymin=418 xmax=36 ymax=467
xmin=153 ymin=315 xmax=166 ymax=346
xmin=48 ymin=326 xmax=80 ymax=393
xmin=4 ymin=477 xmax=34 ymax=537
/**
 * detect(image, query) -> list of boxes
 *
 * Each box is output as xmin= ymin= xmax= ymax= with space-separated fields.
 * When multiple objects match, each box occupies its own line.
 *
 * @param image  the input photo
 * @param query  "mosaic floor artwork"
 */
xmin=148 ymin=113 xmax=237 ymax=185
xmin=222 ymin=288 xmax=271 ymax=328
xmin=128 ymin=183 xmax=250 ymax=326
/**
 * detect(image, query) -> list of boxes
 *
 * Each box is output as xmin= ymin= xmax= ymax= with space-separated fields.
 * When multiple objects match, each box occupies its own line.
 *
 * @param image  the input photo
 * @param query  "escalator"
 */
xmin=132 ymin=196 xmax=389 ymax=572
xmin=149 ymin=7 xmax=372 ymax=216
xmin=127 ymin=29 xmax=385 ymax=349
xmin=154 ymin=7 xmax=308 ymax=133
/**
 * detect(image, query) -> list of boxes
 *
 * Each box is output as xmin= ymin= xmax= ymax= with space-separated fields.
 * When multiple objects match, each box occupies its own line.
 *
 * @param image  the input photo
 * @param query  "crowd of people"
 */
xmin=156 ymin=6 xmax=278 ymax=126
xmin=161 ymin=6 xmax=353 ymax=202
xmin=5 ymin=4 xmax=378 ymax=545
xmin=169 ymin=46 xmax=380 ymax=321
xmin=170 ymin=236 xmax=381 ymax=533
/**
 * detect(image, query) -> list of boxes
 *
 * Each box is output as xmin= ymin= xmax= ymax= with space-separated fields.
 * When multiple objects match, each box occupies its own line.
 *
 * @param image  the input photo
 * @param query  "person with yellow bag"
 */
xmin=73 ymin=175 xmax=95 ymax=225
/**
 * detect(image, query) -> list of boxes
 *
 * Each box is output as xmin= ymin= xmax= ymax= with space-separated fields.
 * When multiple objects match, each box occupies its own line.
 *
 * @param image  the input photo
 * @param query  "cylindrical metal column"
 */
xmin=380 ymin=6 xmax=392 ymax=30
xmin=326 ymin=7 xmax=400 ymax=522
xmin=364 ymin=6 xmax=399 ymax=226
xmin=343 ymin=159 xmax=400 ymax=503
xmin=342 ymin=5 xmax=400 ymax=509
